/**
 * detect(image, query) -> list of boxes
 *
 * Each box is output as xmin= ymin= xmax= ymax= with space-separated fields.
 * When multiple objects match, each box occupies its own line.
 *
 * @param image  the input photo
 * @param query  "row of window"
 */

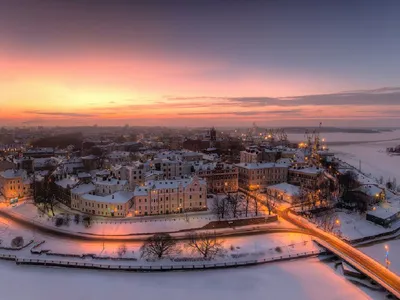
xmin=137 ymin=201 xmax=203 ymax=212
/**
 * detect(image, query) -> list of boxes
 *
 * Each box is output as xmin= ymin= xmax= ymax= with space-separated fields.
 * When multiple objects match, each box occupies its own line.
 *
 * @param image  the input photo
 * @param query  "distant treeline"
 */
xmin=31 ymin=132 xmax=83 ymax=149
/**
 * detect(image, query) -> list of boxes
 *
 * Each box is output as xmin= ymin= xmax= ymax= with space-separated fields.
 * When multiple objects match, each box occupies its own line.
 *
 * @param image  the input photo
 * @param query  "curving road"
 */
xmin=279 ymin=207 xmax=400 ymax=298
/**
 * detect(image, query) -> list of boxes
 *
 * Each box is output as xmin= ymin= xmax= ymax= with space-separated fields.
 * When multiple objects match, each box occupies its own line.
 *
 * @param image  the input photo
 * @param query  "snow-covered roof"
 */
xmin=133 ymin=186 xmax=150 ymax=196
xmin=55 ymin=176 xmax=79 ymax=189
xmin=355 ymin=184 xmax=384 ymax=197
xmin=81 ymin=155 xmax=98 ymax=160
xmin=78 ymin=172 xmax=91 ymax=178
xmin=276 ymin=158 xmax=293 ymax=165
xmin=266 ymin=183 xmax=300 ymax=196
xmin=145 ymin=170 xmax=164 ymax=177
xmin=0 ymin=169 xmax=26 ymax=179
xmin=95 ymin=170 xmax=111 ymax=177
xmin=235 ymin=162 xmax=287 ymax=170
xmin=145 ymin=177 xmax=206 ymax=190
xmin=95 ymin=178 xmax=128 ymax=186
xmin=289 ymin=166 xmax=323 ymax=175
xmin=367 ymin=198 xmax=400 ymax=219
xmin=71 ymin=183 xmax=96 ymax=195
xmin=81 ymin=191 xmax=134 ymax=204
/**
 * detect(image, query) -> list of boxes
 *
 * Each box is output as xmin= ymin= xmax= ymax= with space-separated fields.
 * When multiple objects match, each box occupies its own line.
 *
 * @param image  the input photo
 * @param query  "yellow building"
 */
xmin=0 ymin=169 xmax=30 ymax=202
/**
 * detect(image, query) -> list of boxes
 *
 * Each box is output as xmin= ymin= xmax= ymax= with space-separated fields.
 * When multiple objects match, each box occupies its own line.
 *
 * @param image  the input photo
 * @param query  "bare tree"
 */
xmin=140 ymin=233 xmax=179 ymax=259
xmin=252 ymin=189 xmax=260 ymax=216
xmin=292 ymin=186 xmax=308 ymax=211
xmin=212 ymin=196 xmax=229 ymax=220
xmin=244 ymin=194 xmax=251 ymax=217
xmin=186 ymin=232 xmax=225 ymax=259
xmin=227 ymin=193 xmax=241 ymax=218
xmin=315 ymin=213 xmax=337 ymax=232
xmin=117 ymin=244 xmax=127 ymax=257
xmin=265 ymin=198 xmax=272 ymax=215
xmin=82 ymin=215 xmax=92 ymax=228
xmin=11 ymin=236 xmax=24 ymax=248
xmin=339 ymin=170 xmax=358 ymax=197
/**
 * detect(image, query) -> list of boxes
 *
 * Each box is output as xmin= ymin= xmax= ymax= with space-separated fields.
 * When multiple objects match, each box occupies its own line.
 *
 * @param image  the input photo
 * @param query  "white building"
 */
xmin=132 ymin=176 xmax=207 ymax=216
xmin=71 ymin=190 xmax=134 ymax=217
xmin=153 ymin=158 xmax=192 ymax=179
xmin=266 ymin=182 xmax=300 ymax=204
xmin=111 ymin=163 xmax=148 ymax=189
xmin=94 ymin=178 xmax=128 ymax=196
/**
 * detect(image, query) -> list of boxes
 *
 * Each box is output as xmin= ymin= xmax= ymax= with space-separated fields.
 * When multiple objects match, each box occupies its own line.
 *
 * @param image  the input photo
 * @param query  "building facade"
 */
xmin=71 ymin=189 xmax=134 ymax=217
xmin=0 ymin=169 xmax=30 ymax=201
xmin=235 ymin=163 xmax=288 ymax=190
xmin=288 ymin=166 xmax=325 ymax=190
xmin=197 ymin=162 xmax=238 ymax=194
xmin=133 ymin=176 xmax=207 ymax=216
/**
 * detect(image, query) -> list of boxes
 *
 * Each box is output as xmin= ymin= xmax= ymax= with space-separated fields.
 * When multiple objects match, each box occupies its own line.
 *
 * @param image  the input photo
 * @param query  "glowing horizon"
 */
xmin=1 ymin=1 xmax=400 ymax=127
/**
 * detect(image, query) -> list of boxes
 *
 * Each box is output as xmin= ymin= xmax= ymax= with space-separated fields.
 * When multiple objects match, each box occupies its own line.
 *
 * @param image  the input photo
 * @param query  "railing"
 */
xmin=0 ymin=250 xmax=326 ymax=271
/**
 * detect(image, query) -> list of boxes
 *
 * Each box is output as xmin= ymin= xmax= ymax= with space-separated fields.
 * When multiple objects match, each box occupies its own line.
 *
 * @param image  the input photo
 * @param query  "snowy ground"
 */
xmin=0 ymin=257 xmax=382 ymax=300
xmin=6 ymin=202 xmax=218 ymax=235
xmin=331 ymin=142 xmax=400 ymax=184
xmin=333 ymin=210 xmax=400 ymax=241
xmin=359 ymin=239 xmax=400 ymax=276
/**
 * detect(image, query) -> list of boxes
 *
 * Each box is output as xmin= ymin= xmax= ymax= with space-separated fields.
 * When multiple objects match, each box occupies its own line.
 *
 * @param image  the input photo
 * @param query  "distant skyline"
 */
xmin=1 ymin=0 xmax=400 ymax=127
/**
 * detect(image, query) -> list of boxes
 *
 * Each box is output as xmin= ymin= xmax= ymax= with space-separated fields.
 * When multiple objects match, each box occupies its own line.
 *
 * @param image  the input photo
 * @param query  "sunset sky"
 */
xmin=1 ymin=0 xmax=400 ymax=127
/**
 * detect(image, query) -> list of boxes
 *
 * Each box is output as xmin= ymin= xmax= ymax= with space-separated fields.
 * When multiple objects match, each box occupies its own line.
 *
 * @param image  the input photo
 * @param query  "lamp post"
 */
xmin=385 ymin=245 xmax=390 ymax=268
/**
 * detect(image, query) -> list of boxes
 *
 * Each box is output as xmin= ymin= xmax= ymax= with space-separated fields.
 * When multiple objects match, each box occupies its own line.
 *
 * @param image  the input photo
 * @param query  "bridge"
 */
xmin=281 ymin=207 xmax=400 ymax=298
xmin=240 ymin=188 xmax=400 ymax=298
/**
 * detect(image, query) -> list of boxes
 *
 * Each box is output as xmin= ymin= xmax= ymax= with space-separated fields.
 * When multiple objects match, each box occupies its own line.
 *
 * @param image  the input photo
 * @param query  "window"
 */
xmin=189 ymin=195 xmax=192 ymax=200
xmin=199 ymin=202 xmax=202 ymax=206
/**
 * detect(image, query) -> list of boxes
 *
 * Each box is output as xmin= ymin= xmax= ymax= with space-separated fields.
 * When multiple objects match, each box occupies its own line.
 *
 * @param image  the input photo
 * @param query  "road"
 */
xmin=250 ymin=190 xmax=400 ymax=298
xmin=280 ymin=209 xmax=400 ymax=298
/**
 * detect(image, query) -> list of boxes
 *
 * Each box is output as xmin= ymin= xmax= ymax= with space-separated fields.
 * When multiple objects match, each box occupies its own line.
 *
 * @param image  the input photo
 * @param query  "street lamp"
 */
xmin=385 ymin=245 xmax=390 ymax=268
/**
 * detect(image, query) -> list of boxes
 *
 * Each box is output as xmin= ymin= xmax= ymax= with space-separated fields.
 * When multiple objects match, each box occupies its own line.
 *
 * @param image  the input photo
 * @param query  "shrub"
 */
xmin=275 ymin=246 xmax=282 ymax=253
xmin=74 ymin=214 xmax=80 ymax=224
xmin=55 ymin=217 xmax=64 ymax=227
xmin=11 ymin=236 xmax=24 ymax=248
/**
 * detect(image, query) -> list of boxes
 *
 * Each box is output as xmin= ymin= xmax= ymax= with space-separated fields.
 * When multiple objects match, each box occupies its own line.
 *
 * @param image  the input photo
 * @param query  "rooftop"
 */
xmin=81 ymin=191 xmax=134 ymax=204
xmin=367 ymin=198 xmax=400 ymax=219
xmin=0 ymin=169 xmax=27 ymax=179
xmin=55 ymin=176 xmax=79 ymax=189
xmin=71 ymin=183 xmax=96 ymax=195
xmin=267 ymin=183 xmax=300 ymax=196
xmin=94 ymin=178 xmax=128 ymax=186
xmin=235 ymin=162 xmax=286 ymax=170
xmin=289 ymin=166 xmax=324 ymax=175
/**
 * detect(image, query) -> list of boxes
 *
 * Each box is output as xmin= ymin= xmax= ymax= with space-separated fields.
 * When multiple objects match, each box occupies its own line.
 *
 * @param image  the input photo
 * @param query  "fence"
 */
xmin=0 ymin=250 xmax=326 ymax=272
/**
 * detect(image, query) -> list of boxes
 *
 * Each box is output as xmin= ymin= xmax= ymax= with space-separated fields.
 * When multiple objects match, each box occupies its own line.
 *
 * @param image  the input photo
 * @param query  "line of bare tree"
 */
xmin=140 ymin=232 xmax=225 ymax=260
xmin=211 ymin=192 xmax=267 ymax=220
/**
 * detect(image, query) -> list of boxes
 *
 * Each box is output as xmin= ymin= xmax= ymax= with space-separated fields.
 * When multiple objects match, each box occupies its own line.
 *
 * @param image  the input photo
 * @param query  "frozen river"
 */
xmin=0 ymin=258 xmax=380 ymax=300
xmin=290 ymin=129 xmax=400 ymax=183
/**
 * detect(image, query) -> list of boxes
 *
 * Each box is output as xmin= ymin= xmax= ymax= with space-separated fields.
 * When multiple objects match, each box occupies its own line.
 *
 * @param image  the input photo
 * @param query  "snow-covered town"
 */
xmin=3 ymin=1 xmax=400 ymax=299
xmin=0 ymin=125 xmax=400 ymax=299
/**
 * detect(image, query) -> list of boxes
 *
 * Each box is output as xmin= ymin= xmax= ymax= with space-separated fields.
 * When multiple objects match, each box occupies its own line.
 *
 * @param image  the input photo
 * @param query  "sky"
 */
xmin=1 ymin=0 xmax=400 ymax=127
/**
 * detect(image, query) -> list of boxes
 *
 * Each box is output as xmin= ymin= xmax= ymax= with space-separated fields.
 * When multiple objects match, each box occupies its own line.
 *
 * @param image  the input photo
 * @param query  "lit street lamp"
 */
xmin=385 ymin=245 xmax=390 ymax=269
